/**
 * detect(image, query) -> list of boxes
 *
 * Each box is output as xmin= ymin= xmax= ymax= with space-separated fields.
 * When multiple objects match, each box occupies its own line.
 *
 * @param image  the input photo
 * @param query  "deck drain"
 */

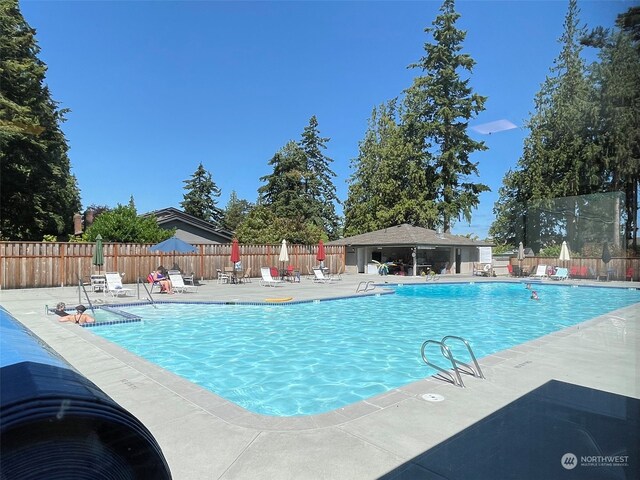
xmin=422 ymin=393 xmax=444 ymax=402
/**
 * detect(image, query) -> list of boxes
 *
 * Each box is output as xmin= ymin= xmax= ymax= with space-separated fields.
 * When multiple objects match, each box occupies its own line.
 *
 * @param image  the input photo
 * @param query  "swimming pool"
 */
xmin=89 ymin=283 xmax=640 ymax=416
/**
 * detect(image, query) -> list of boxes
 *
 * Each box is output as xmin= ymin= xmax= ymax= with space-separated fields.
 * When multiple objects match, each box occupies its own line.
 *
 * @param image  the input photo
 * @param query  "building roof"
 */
xmin=143 ymin=207 xmax=233 ymax=242
xmin=328 ymin=224 xmax=492 ymax=248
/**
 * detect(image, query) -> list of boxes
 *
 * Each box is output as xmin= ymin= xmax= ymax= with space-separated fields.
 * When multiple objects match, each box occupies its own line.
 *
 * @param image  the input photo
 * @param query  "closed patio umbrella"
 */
xmin=558 ymin=241 xmax=571 ymax=266
xmin=317 ymin=239 xmax=326 ymax=268
xmin=601 ymin=242 xmax=611 ymax=265
xmin=92 ymin=234 xmax=104 ymax=274
xmin=230 ymin=238 xmax=241 ymax=265
xmin=279 ymin=239 xmax=289 ymax=264
xmin=517 ymin=241 xmax=525 ymax=276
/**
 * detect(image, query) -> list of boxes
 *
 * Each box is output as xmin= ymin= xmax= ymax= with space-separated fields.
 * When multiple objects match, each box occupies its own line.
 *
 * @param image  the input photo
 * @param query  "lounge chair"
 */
xmin=550 ymin=267 xmax=568 ymax=280
xmin=473 ymin=264 xmax=491 ymax=277
xmin=168 ymin=271 xmax=198 ymax=293
xmin=313 ymin=267 xmax=337 ymax=283
xmin=90 ymin=274 xmax=106 ymax=292
xmin=260 ymin=266 xmax=284 ymax=287
xmin=216 ymin=269 xmax=229 ymax=284
xmin=241 ymin=267 xmax=252 ymax=283
xmin=104 ymin=272 xmax=132 ymax=297
xmin=530 ymin=265 xmax=548 ymax=279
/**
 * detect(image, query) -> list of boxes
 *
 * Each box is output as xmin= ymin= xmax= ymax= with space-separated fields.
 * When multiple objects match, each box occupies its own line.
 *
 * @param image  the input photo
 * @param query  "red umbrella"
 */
xmin=230 ymin=238 xmax=241 ymax=264
xmin=316 ymin=239 xmax=326 ymax=264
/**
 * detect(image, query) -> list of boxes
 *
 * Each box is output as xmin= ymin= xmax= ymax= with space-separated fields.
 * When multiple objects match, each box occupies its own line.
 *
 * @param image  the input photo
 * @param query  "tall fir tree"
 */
xmin=588 ymin=26 xmax=640 ymax=251
xmin=0 ymin=0 xmax=81 ymax=240
xmin=221 ymin=191 xmax=253 ymax=233
xmin=258 ymin=141 xmax=311 ymax=220
xmin=299 ymin=116 xmax=341 ymax=239
xmin=344 ymin=101 xmax=436 ymax=236
xmin=402 ymin=0 xmax=489 ymax=233
xmin=489 ymin=0 xmax=629 ymax=253
xmin=180 ymin=163 xmax=223 ymax=225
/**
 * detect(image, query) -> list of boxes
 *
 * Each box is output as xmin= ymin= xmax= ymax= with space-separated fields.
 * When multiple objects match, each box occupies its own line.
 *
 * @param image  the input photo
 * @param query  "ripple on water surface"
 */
xmin=90 ymin=283 xmax=640 ymax=416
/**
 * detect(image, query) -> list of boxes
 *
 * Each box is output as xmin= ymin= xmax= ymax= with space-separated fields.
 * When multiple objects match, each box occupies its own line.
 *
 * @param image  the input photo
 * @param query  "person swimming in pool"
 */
xmin=530 ymin=290 xmax=539 ymax=301
xmin=58 ymin=304 xmax=95 ymax=325
xmin=53 ymin=302 xmax=67 ymax=317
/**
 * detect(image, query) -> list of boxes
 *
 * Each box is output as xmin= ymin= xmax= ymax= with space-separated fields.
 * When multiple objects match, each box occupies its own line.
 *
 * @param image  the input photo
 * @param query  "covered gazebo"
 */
xmin=329 ymin=224 xmax=493 ymax=276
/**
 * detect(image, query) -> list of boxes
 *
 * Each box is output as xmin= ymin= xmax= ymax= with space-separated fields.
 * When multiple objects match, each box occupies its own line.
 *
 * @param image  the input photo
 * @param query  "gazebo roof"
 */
xmin=328 ymin=224 xmax=492 ymax=247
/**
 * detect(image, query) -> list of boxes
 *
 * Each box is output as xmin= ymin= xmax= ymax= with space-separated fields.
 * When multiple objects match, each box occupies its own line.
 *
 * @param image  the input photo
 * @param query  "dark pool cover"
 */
xmin=0 ymin=308 xmax=172 ymax=480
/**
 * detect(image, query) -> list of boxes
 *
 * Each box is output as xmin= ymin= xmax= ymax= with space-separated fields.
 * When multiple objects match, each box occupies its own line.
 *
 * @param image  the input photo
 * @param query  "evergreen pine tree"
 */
xmin=221 ymin=191 xmax=253 ymax=233
xmin=258 ymin=141 xmax=311 ymax=220
xmin=344 ymin=101 xmax=436 ymax=236
xmin=0 ymin=0 xmax=81 ymax=240
xmin=402 ymin=0 xmax=489 ymax=233
xmin=180 ymin=163 xmax=223 ymax=225
xmin=299 ymin=116 xmax=341 ymax=239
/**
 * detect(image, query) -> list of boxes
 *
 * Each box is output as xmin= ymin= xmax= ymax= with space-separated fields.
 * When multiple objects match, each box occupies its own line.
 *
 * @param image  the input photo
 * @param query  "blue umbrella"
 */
xmin=149 ymin=237 xmax=197 ymax=253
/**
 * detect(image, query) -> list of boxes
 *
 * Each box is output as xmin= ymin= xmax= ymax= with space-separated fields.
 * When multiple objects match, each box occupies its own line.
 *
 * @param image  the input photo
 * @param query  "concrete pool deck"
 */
xmin=1 ymin=275 xmax=639 ymax=479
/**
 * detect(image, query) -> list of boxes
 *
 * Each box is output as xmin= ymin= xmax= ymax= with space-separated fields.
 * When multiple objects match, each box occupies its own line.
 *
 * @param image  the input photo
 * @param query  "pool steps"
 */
xmin=356 ymin=281 xmax=376 ymax=293
xmin=420 ymin=335 xmax=485 ymax=388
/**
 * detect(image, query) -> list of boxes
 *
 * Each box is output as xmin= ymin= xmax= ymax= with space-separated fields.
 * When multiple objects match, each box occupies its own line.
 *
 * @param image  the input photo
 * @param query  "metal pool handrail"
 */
xmin=420 ymin=339 xmax=465 ymax=387
xmin=356 ymin=281 xmax=376 ymax=293
xmin=441 ymin=335 xmax=485 ymax=380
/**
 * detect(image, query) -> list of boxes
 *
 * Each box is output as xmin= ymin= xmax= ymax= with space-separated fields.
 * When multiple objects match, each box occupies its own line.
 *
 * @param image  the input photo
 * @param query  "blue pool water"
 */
xmin=90 ymin=283 xmax=640 ymax=416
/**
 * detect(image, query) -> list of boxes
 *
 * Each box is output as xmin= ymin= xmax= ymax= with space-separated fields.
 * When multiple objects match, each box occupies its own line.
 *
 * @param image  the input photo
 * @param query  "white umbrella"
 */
xmin=278 ymin=239 xmax=289 ymax=264
xmin=517 ymin=242 xmax=525 ymax=276
xmin=559 ymin=241 xmax=571 ymax=265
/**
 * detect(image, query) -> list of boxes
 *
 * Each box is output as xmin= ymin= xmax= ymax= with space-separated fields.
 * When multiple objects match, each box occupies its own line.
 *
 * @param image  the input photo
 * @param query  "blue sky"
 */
xmin=21 ymin=0 xmax=633 ymax=239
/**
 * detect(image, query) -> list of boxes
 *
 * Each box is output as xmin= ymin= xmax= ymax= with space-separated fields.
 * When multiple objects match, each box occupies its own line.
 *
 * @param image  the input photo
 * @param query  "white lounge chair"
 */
xmin=313 ymin=267 xmax=337 ymax=283
xmin=530 ymin=265 xmax=548 ymax=279
xmin=104 ymin=272 xmax=132 ymax=297
xmin=473 ymin=263 xmax=492 ymax=276
xmin=550 ymin=267 xmax=569 ymax=280
xmin=216 ymin=269 xmax=230 ymax=284
xmin=168 ymin=271 xmax=198 ymax=293
xmin=260 ymin=266 xmax=283 ymax=287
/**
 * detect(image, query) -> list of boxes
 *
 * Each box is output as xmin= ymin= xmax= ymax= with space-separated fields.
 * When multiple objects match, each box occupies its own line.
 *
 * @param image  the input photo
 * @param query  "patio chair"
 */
xmin=90 ymin=274 xmax=106 ymax=292
xmin=168 ymin=271 xmax=198 ymax=293
xmin=241 ymin=267 xmax=252 ymax=283
xmin=530 ymin=265 xmax=548 ymax=279
xmin=313 ymin=267 xmax=337 ymax=283
xmin=473 ymin=263 xmax=491 ymax=277
xmin=216 ymin=269 xmax=230 ymax=284
xmin=260 ymin=266 xmax=283 ymax=287
xmin=550 ymin=267 xmax=568 ymax=280
xmin=104 ymin=272 xmax=132 ymax=297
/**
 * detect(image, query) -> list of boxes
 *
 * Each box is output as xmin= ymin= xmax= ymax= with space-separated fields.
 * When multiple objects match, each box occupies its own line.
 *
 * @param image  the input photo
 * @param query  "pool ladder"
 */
xmin=356 ymin=281 xmax=376 ymax=293
xmin=420 ymin=335 xmax=485 ymax=388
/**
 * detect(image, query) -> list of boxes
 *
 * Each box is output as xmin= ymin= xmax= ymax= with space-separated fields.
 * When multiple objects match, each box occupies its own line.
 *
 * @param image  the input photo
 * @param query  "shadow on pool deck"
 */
xmin=380 ymin=380 xmax=640 ymax=480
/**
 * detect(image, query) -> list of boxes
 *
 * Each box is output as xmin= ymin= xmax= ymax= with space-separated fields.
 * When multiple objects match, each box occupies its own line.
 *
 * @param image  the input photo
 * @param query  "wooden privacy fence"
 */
xmin=512 ymin=256 xmax=640 ymax=281
xmin=0 ymin=242 xmax=346 ymax=290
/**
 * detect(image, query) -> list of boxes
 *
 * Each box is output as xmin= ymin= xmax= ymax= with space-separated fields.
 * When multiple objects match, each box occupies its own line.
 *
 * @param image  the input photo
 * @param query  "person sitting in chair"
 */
xmin=149 ymin=268 xmax=174 ymax=294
